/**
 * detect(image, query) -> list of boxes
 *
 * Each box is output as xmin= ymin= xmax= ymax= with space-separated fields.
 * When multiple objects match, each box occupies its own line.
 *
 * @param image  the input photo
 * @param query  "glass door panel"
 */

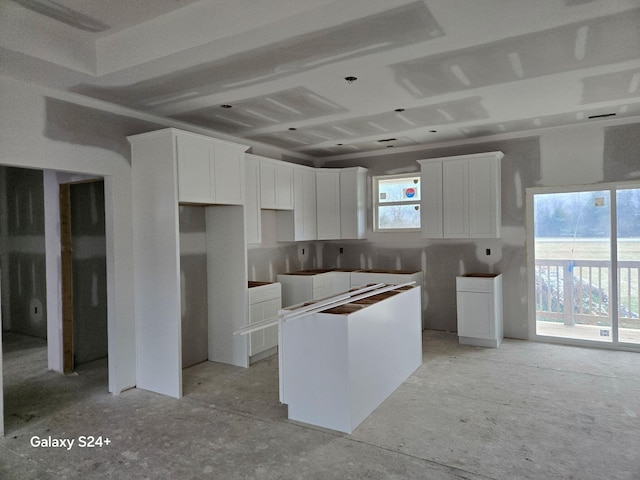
xmin=616 ymin=187 xmax=640 ymax=345
xmin=533 ymin=190 xmax=612 ymax=342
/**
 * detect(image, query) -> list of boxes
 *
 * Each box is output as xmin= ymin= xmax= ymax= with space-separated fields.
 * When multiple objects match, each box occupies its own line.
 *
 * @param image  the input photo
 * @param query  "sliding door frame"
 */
xmin=526 ymin=180 xmax=640 ymax=352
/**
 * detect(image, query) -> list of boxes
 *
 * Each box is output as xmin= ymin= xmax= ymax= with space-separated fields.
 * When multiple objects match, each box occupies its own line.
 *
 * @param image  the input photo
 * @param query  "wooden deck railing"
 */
xmin=535 ymin=259 xmax=640 ymax=325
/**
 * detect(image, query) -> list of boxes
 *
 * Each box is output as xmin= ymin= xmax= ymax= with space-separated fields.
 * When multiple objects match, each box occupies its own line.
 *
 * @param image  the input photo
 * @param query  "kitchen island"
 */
xmin=279 ymin=284 xmax=422 ymax=433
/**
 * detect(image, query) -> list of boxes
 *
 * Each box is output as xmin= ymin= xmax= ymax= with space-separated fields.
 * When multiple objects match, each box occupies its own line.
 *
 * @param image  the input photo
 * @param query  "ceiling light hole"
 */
xmin=344 ymin=76 xmax=358 ymax=84
xmin=288 ymin=127 xmax=297 ymax=131
xmin=429 ymin=130 xmax=437 ymax=133
xmin=220 ymin=104 xmax=233 ymax=109
xmin=394 ymin=108 xmax=405 ymax=112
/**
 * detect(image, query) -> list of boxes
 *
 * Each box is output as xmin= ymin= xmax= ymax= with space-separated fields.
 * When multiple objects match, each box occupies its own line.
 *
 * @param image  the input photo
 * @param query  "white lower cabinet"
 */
xmin=456 ymin=274 xmax=503 ymax=347
xmin=277 ymin=271 xmax=333 ymax=307
xmin=278 ymin=269 xmax=424 ymax=312
xmin=248 ymin=282 xmax=281 ymax=358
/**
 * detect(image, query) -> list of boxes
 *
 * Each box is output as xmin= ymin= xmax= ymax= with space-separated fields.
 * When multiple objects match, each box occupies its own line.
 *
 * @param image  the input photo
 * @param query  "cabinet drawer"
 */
xmin=248 ymin=283 xmax=281 ymax=304
xmin=456 ymin=276 xmax=497 ymax=293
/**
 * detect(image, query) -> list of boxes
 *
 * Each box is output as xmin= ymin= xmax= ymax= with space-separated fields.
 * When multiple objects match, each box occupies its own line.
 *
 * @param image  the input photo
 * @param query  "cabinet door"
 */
xmin=249 ymin=298 xmax=280 ymax=355
xmin=469 ymin=156 xmax=500 ymax=238
xmin=244 ymin=156 xmax=261 ymax=244
xmin=249 ymin=303 xmax=267 ymax=355
xmin=260 ymin=160 xmax=277 ymax=208
xmin=263 ymin=298 xmax=280 ymax=350
xmin=420 ymin=161 xmax=443 ymax=238
xmin=260 ymin=159 xmax=293 ymax=210
xmin=457 ymin=291 xmax=495 ymax=339
xmin=442 ymin=159 xmax=468 ymax=238
xmin=176 ymin=135 xmax=214 ymax=203
xmin=340 ymin=167 xmax=367 ymax=239
xmin=316 ymin=170 xmax=341 ymax=240
xmin=275 ymin=163 xmax=294 ymax=210
xmin=301 ymin=168 xmax=317 ymax=240
xmin=213 ymin=143 xmax=244 ymax=205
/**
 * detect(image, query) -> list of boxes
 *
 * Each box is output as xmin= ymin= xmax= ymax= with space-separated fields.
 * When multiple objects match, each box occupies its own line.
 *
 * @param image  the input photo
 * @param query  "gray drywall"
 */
xmin=70 ymin=180 xmax=108 ymax=365
xmin=179 ymin=205 xmax=209 ymax=368
xmin=0 ymin=167 xmax=47 ymax=339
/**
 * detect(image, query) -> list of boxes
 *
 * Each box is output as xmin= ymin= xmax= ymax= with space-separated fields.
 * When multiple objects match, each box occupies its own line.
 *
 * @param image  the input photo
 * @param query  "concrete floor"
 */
xmin=1 ymin=330 xmax=639 ymax=479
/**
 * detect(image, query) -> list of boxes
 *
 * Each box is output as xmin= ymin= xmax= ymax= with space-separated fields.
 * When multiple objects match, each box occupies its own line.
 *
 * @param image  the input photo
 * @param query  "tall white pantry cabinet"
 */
xmin=129 ymin=128 xmax=250 ymax=399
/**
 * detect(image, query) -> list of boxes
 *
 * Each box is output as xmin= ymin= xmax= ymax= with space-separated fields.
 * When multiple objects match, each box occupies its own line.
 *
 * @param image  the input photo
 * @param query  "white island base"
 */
xmin=280 ymin=286 xmax=422 ymax=434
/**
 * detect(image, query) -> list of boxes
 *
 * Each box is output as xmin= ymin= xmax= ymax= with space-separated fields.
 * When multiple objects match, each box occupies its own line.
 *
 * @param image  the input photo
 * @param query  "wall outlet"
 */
xmin=339 ymin=247 xmax=344 ymax=254
xmin=486 ymin=248 xmax=491 ymax=256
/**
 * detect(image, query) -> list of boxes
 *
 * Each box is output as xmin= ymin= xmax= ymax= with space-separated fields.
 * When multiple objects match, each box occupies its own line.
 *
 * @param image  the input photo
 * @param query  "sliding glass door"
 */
xmin=529 ymin=184 xmax=640 ymax=348
xmin=616 ymin=187 xmax=640 ymax=345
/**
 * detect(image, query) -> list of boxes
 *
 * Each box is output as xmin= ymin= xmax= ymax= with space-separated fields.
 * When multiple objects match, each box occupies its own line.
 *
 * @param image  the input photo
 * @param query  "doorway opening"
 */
xmin=0 ymin=168 xmax=108 ymax=434
xmin=528 ymin=183 xmax=640 ymax=348
xmin=60 ymin=179 xmax=108 ymax=373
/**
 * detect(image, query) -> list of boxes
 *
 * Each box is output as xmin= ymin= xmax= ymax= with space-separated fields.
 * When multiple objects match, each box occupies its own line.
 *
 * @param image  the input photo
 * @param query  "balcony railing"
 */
xmin=535 ymin=259 xmax=640 ymax=325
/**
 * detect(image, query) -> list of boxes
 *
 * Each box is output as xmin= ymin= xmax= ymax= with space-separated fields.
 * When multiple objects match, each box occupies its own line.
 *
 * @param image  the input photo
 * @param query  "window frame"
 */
xmin=372 ymin=172 xmax=421 ymax=233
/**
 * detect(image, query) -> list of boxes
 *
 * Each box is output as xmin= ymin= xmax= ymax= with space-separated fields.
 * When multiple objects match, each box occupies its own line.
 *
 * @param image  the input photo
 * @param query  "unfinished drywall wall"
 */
xmin=246 ymin=209 xmax=319 ymax=281
xmin=0 ymin=76 xmax=138 ymax=393
xmin=179 ymin=205 xmax=208 ymax=368
xmin=70 ymin=180 xmax=107 ymax=365
xmin=0 ymin=167 xmax=47 ymax=339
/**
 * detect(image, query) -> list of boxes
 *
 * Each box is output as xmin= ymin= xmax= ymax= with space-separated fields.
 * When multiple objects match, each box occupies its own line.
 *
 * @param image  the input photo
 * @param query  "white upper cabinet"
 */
xmin=418 ymin=151 xmax=503 ymax=238
xmin=340 ymin=167 xmax=367 ymax=240
xmin=277 ymin=164 xmax=317 ymax=242
xmin=442 ymin=159 xmax=469 ymax=238
xmin=175 ymin=130 xmax=247 ymax=205
xmin=316 ymin=169 xmax=341 ymax=240
xmin=420 ymin=161 xmax=444 ymax=238
xmin=244 ymin=154 xmax=262 ymax=245
xmin=468 ymin=155 xmax=501 ymax=238
xmin=316 ymin=167 xmax=368 ymax=240
xmin=259 ymin=157 xmax=294 ymax=210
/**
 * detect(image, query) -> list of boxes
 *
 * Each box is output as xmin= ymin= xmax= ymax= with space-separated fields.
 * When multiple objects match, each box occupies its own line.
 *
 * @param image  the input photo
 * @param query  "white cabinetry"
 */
xmin=244 ymin=155 xmax=261 ymax=244
xmin=340 ymin=167 xmax=367 ymax=240
xmin=456 ymin=274 xmax=503 ymax=347
xmin=259 ymin=157 xmax=294 ymax=210
xmin=277 ymin=165 xmax=317 ymax=241
xmin=316 ymin=170 xmax=341 ymax=240
xmin=418 ymin=151 xmax=503 ymax=238
xmin=278 ymin=269 xmax=423 ymax=311
xmin=277 ymin=271 xmax=332 ymax=307
xmin=176 ymin=130 xmax=246 ymax=205
xmin=248 ymin=282 xmax=281 ymax=359
xmin=350 ymin=270 xmax=423 ymax=290
xmin=128 ymin=128 xmax=250 ymax=399
xmin=316 ymin=167 xmax=367 ymax=240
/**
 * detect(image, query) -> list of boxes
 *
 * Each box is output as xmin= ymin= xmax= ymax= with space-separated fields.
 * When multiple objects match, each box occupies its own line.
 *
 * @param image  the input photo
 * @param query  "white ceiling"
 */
xmin=2 ymin=0 xmax=640 ymax=160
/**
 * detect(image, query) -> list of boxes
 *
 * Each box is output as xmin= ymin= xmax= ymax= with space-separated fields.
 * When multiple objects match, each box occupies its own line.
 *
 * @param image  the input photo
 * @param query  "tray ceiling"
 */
xmin=1 ymin=0 xmax=639 ymax=160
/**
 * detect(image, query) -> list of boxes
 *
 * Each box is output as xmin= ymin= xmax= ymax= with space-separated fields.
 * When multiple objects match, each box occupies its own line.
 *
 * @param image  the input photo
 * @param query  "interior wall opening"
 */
xmin=0 ymin=167 xmax=109 ymax=435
